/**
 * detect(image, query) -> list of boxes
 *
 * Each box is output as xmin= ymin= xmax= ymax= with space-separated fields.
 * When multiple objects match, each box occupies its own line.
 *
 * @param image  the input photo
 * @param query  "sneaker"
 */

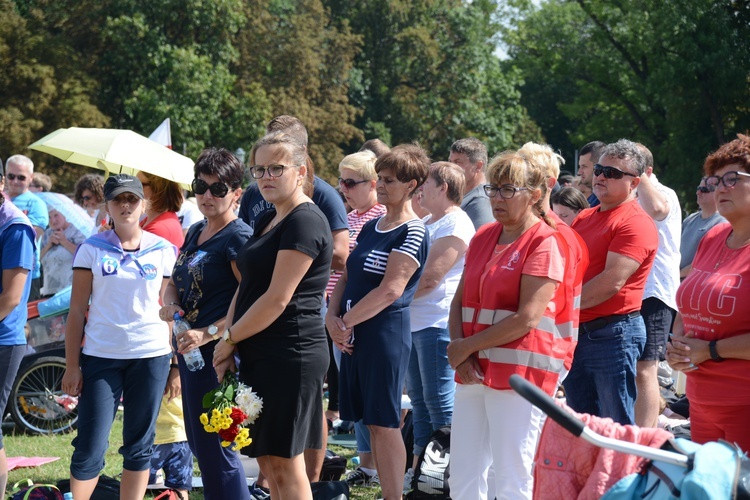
xmin=370 ymin=473 xmax=380 ymax=487
xmin=345 ymin=467 xmax=376 ymax=487
xmin=403 ymin=468 xmax=414 ymax=493
xmin=249 ymin=482 xmax=271 ymax=500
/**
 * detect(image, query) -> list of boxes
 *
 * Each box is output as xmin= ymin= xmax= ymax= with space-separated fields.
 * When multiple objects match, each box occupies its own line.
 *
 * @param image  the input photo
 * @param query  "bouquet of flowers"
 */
xmin=200 ymin=371 xmax=263 ymax=451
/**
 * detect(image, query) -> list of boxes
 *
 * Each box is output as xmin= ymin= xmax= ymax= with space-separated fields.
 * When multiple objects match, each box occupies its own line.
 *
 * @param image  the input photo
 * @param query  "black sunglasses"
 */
xmin=191 ymin=178 xmax=230 ymax=198
xmin=7 ymin=173 xmax=27 ymax=181
xmin=338 ymin=178 xmax=370 ymax=189
xmin=593 ymin=164 xmax=637 ymax=180
xmin=696 ymin=186 xmax=714 ymax=194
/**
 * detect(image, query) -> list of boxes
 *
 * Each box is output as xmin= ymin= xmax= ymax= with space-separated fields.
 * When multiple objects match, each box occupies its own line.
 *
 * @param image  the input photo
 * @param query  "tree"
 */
xmin=326 ymin=0 xmax=540 ymax=160
xmin=236 ymin=0 xmax=363 ymax=181
xmin=505 ymin=0 xmax=750 ymax=203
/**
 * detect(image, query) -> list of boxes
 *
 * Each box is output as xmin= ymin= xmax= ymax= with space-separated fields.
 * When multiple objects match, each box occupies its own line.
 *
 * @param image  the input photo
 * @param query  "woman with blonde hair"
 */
xmin=447 ymin=152 xmax=568 ymax=499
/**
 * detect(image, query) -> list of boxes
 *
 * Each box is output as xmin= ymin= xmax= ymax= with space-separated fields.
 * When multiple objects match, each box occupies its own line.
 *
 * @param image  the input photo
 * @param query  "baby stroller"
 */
xmin=509 ymin=375 xmax=750 ymax=499
xmin=3 ymin=287 xmax=78 ymax=435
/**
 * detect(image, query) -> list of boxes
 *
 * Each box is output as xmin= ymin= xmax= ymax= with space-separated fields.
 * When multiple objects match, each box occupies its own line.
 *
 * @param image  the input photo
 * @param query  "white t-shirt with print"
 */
xmin=410 ymin=210 xmax=476 ymax=331
xmin=73 ymin=231 xmax=177 ymax=359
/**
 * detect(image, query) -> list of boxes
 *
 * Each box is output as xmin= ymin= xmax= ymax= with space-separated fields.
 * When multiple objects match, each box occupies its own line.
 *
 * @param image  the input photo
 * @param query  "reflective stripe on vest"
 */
xmin=477 ymin=348 xmax=566 ymax=373
xmin=463 ymin=307 xmax=565 ymax=339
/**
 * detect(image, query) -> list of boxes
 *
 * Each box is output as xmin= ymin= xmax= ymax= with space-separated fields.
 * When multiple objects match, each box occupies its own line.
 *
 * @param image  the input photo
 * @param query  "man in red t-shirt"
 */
xmin=564 ymin=139 xmax=658 ymax=425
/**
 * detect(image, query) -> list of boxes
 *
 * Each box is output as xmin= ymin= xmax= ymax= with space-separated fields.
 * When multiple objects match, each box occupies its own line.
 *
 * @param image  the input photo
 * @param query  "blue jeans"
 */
xmin=71 ymin=354 xmax=170 ymax=479
xmin=405 ymin=327 xmax=456 ymax=456
xmin=563 ymin=315 xmax=646 ymax=425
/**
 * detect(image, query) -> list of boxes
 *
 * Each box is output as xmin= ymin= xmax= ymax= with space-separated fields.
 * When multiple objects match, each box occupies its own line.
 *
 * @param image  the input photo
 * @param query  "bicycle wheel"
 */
xmin=9 ymin=356 xmax=78 ymax=434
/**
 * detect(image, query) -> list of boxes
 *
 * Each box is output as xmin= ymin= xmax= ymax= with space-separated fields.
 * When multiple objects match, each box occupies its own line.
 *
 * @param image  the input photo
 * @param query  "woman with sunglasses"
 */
xmin=158 ymin=148 xmax=252 ymax=499
xmin=446 ymin=152 xmax=567 ymax=499
xmin=62 ymin=174 xmax=178 ymax=500
xmin=74 ymin=173 xmax=106 ymax=228
xmin=667 ymin=134 xmax=750 ymax=452
xmin=212 ymin=133 xmax=332 ymax=500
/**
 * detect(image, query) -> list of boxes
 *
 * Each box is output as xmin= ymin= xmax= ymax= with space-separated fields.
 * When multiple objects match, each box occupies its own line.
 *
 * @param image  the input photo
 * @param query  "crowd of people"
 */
xmin=1 ymin=120 xmax=749 ymax=500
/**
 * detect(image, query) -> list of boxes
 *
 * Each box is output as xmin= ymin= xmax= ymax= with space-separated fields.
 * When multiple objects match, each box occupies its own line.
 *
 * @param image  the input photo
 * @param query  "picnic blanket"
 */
xmin=7 ymin=456 xmax=60 ymax=471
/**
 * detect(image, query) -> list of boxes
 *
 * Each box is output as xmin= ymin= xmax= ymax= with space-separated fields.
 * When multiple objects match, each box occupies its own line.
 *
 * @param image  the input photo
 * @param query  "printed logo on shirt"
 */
xmin=101 ymin=256 xmax=119 ymax=276
xmin=141 ymin=263 xmax=158 ymax=280
xmin=189 ymin=250 xmax=207 ymax=268
xmin=501 ymin=250 xmax=521 ymax=271
xmin=364 ymin=250 xmax=389 ymax=276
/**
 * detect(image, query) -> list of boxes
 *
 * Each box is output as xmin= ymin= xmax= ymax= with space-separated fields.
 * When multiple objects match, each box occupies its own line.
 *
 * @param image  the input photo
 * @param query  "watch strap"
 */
xmin=709 ymin=340 xmax=724 ymax=362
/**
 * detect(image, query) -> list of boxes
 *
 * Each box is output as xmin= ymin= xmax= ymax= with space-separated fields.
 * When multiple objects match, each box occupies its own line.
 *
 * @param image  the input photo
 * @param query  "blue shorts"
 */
xmin=0 ymin=345 xmax=25 ymax=450
xmin=150 ymin=441 xmax=193 ymax=490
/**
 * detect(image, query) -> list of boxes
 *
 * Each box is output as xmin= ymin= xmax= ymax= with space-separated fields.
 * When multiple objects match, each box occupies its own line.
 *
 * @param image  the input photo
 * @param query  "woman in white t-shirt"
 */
xmin=405 ymin=162 xmax=475 ymax=478
xmin=62 ymin=174 xmax=178 ymax=500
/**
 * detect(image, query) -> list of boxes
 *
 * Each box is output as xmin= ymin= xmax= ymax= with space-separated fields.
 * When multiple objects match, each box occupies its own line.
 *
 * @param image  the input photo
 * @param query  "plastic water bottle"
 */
xmin=64 ymin=493 xmax=74 ymax=500
xmin=173 ymin=311 xmax=205 ymax=371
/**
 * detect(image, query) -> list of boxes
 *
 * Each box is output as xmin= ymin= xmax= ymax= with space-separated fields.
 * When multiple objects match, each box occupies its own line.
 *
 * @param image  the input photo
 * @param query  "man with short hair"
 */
xmin=448 ymin=138 xmax=494 ymax=229
xmin=633 ymin=143 xmax=681 ymax=427
xmin=564 ymin=139 xmax=658 ymax=425
xmin=680 ymin=176 xmax=725 ymax=278
xmin=5 ymin=155 xmax=48 ymax=301
xmin=576 ymin=141 xmax=606 ymax=208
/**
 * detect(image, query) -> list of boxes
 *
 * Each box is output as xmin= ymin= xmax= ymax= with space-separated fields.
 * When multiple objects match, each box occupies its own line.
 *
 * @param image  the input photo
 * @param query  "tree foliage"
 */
xmin=505 ymin=0 xmax=750 ymax=201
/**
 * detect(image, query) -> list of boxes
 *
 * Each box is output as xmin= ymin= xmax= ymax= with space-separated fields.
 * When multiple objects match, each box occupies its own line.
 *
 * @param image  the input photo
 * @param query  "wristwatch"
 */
xmin=223 ymin=328 xmax=236 ymax=346
xmin=207 ymin=324 xmax=219 ymax=341
xmin=709 ymin=340 xmax=724 ymax=362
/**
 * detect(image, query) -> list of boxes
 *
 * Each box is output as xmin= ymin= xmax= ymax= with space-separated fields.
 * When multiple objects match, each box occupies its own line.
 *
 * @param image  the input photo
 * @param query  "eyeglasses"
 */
xmin=191 ymin=178 xmax=230 ymax=198
xmin=705 ymin=171 xmax=750 ymax=190
xmin=249 ymin=164 xmax=291 ymax=179
xmin=338 ymin=178 xmax=369 ymax=189
xmin=81 ymin=195 xmax=93 ymax=201
xmin=696 ymin=186 xmax=714 ymax=194
xmin=483 ymin=184 xmax=529 ymax=199
xmin=7 ymin=173 xmax=27 ymax=181
xmin=593 ymin=164 xmax=637 ymax=180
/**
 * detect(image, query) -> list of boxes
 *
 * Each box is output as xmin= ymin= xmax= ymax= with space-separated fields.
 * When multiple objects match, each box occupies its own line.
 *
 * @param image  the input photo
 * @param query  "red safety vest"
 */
xmin=460 ymin=221 xmax=573 ymax=396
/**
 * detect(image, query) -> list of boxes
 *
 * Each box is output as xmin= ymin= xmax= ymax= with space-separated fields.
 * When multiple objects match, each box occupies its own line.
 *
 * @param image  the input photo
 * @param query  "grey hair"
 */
xmin=6 ymin=154 xmax=34 ymax=172
xmin=450 ymin=138 xmax=488 ymax=167
xmin=599 ymin=139 xmax=647 ymax=175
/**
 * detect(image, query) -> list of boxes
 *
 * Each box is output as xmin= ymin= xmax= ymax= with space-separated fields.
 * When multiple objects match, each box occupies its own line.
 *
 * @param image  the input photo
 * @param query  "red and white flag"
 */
xmin=148 ymin=118 xmax=172 ymax=149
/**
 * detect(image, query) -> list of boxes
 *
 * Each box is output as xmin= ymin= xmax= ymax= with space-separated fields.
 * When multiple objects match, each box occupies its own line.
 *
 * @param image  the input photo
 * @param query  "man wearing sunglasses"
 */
xmin=563 ymin=139 xmax=658 ymax=426
xmin=5 ymin=155 xmax=49 ymax=301
xmin=680 ymin=177 xmax=725 ymax=278
xmin=631 ymin=144 xmax=682 ymax=428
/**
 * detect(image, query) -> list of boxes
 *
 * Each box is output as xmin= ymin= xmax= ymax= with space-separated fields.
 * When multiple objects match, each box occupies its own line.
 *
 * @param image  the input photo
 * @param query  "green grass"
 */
xmin=4 ymin=416 xmax=379 ymax=499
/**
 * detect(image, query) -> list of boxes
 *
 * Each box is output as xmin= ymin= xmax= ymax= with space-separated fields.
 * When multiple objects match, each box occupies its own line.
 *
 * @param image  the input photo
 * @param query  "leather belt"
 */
xmin=581 ymin=311 xmax=641 ymax=333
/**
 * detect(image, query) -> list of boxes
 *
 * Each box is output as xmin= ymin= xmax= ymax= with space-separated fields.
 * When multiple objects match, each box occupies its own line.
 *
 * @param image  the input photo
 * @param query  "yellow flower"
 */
xmin=204 ymin=425 xmax=215 ymax=433
xmin=223 ymin=407 xmax=232 ymax=416
xmin=221 ymin=440 xmax=231 ymax=447
xmin=199 ymin=413 xmax=209 ymax=425
xmin=211 ymin=408 xmax=221 ymax=418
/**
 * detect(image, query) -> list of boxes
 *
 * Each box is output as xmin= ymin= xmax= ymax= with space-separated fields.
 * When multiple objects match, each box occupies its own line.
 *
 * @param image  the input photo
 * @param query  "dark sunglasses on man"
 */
xmin=191 ymin=178 xmax=230 ymax=198
xmin=7 ymin=173 xmax=27 ymax=181
xmin=593 ymin=164 xmax=637 ymax=180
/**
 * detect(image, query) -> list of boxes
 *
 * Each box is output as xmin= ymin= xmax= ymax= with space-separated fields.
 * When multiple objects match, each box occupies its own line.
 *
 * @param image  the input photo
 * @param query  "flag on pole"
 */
xmin=148 ymin=118 xmax=172 ymax=149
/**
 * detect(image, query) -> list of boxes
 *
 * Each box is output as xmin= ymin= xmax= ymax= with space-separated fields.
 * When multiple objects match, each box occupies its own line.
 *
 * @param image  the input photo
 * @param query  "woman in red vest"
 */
xmin=447 ymin=151 xmax=567 ymax=500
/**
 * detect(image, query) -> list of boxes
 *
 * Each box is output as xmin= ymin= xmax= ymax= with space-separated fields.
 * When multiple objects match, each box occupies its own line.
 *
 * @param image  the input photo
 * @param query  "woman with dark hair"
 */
xmin=551 ymin=186 xmax=589 ymax=225
xmin=74 ymin=173 xmax=106 ymax=227
xmin=447 ymin=151 xmax=567 ymax=499
xmin=137 ymin=172 xmax=185 ymax=248
xmin=158 ymin=148 xmax=251 ymax=500
xmin=667 ymin=134 xmax=750 ymax=452
xmin=0 ymin=191 xmax=35 ymax=494
xmin=327 ymin=144 xmax=430 ymax=499
xmin=212 ymin=133 xmax=333 ymax=500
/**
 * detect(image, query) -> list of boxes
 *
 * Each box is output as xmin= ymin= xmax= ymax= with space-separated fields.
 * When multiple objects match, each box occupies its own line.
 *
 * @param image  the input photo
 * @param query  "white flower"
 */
xmin=236 ymin=386 xmax=263 ymax=424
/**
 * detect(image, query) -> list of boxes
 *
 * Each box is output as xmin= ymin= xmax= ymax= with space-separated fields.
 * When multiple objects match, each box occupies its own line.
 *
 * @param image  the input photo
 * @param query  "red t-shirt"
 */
xmin=572 ymin=199 xmax=657 ymax=322
xmin=141 ymin=211 xmax=185 ymax=248
xmin=677 ymin=222 xmax=750 ymax=405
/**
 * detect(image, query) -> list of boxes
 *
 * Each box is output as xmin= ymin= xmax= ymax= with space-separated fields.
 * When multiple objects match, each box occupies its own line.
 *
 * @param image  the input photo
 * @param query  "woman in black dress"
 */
xmin=213 ymin=132 xmax=333 ymax=500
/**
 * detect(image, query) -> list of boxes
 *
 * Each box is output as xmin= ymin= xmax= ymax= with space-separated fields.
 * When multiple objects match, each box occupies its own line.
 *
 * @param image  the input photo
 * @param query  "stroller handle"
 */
xmin=509 ymin=374 xmax=585 ymax=437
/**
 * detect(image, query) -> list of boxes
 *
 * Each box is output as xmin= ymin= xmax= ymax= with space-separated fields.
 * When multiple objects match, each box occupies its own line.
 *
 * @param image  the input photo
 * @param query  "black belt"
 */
xmin=581 ymin=311 xmax=641 ymax=333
